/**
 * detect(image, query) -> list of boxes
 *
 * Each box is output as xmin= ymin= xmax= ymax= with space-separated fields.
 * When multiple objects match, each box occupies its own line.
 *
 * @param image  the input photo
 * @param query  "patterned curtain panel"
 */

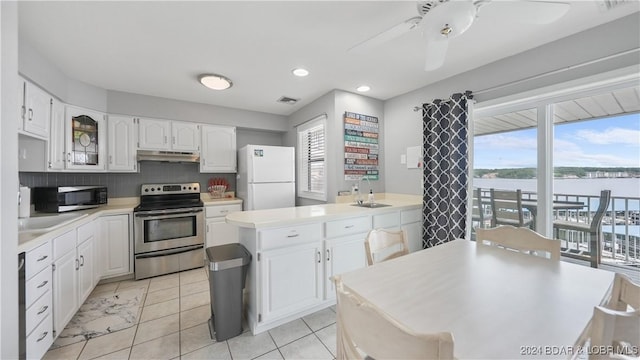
xmin=422 ymin=91 xmax=473 ymax=248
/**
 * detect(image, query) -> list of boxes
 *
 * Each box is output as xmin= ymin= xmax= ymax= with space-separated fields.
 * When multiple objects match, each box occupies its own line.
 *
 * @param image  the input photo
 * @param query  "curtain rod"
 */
xmin=412 ymin=47 xmax=639 ymax=112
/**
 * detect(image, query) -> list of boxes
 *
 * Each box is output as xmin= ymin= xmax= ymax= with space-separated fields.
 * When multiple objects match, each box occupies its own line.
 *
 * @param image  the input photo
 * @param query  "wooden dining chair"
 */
xmin=333 ymin=276 xmax=455 ymax=360
xmin=607 ymin=273 xmax=640 ymax=311
xmin=472 ymin=188 xmax=489 ymax=229
xmin=364 ymin=228 xmax=409 ymax=266
xmin=553 ymin=190 xmax=611 ymax=268
xmin=476 ymin=225 xmax=561 ymax=260
xmin=589 ymin=306 xmax=640 ymax=360
xmin=490 ymin=188 xmax=533 ymax=228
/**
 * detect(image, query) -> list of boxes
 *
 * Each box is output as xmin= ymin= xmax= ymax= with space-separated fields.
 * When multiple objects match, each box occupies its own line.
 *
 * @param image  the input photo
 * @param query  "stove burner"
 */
xmin=135 ymin=182 xmax=203 ymax=212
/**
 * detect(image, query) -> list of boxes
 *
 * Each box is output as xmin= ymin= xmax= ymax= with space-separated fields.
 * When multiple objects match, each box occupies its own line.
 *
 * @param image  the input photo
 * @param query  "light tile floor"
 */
xmin=42 ymin=267 xmax=337 ymax=360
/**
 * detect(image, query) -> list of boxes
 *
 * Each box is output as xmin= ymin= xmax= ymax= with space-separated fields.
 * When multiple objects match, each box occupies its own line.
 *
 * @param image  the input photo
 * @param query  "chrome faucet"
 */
xmin=353 ymin=180 xmax=363 ymax=205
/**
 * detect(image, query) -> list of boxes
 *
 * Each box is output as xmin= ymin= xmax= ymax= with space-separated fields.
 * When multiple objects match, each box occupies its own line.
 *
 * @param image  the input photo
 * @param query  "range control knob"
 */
xmin=144 ymin=188 xmax=149 ymax=192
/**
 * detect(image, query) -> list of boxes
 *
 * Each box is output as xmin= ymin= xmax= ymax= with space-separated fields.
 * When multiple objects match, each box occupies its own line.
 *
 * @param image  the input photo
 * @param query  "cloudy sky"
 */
xmin=474 ymin=113 xmax=640 ymax=169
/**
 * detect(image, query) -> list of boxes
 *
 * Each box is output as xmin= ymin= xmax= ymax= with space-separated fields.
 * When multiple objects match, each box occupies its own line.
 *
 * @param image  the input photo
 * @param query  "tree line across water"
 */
xmin=474 ymin=167 xmax=640 ymax=179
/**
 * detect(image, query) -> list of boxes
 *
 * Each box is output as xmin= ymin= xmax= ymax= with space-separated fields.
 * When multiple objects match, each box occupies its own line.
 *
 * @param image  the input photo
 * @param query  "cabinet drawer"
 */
xmin=373 ymin=212 xmax=400 ymax=229
xmin=53 ymin=230 xmax=76 ymax=260
xmin=26 ymin=267 xmax=52 ymax=311
xmin=325 ymin=216 xmax=371 ymax=238
xmin=206 ymin=204 xmax=242 ymax=218
xmin=401 ymin=209 xmax=422 ymax=224
xmin=259 ymin=223 xmax=323 ymax=250
xmin=26 ymin=289 xmax=51 ymax=336
xmin=26 ymin=314 xmax=53 ymax=360
xmin=26 ymin=241 xmax=51 ymax=280
xmin=77 ymin=221 xmax=95 ymax=245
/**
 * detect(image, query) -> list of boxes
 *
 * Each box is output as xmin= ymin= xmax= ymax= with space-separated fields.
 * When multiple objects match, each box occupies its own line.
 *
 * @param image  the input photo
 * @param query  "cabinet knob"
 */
xmin=28 ymin=108 xmax=33 ymax=121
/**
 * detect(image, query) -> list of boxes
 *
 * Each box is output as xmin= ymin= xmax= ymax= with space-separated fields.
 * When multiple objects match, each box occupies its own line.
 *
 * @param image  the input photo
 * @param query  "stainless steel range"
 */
xmin=134 ymin=183 xmax=204 ymax=280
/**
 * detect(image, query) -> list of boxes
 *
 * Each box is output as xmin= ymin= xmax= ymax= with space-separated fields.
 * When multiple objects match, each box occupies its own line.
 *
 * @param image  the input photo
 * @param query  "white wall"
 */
xmin=106 ymin=90 xmax=289 ymax=132
xmin=1 ymin=2 xmax=20 ymax=358
xmin=286 ymin=91 xmax=334 ymax=206
xmin=237 ymin=128 xmax=284 ymax=149
xmin=334 ymin=90 xmax=384 ymax=197
xmin=286 ymin=90 xmax=384 ymax=205
xmin=383 ymin=13 xmax=640 ymax=196
xmin=19 ymin=38 xmax=108 ymax=111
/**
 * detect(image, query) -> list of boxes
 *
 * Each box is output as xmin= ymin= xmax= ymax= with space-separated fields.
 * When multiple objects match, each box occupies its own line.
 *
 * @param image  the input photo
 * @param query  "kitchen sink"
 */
xmin=19 ymin=212 xmax=88 ymax=233
xmin=350 ymin=203 xmax=392 ymax=208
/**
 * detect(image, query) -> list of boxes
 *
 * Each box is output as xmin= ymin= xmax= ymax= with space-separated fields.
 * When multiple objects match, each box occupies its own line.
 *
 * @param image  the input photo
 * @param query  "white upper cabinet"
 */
xmin=171 ymin=121 xmax=200 ymax=151
xmin=138 ymin=118 xmax=200 ymax=152
xmin=19 ymin=77 xmax=51 ymax=138
xmin=137 ymin=118 xmax=171 ymax=150
xmin=65 ymin=105 xmax=107 ymax=171
xmin=200 ymin=125 xmax=237 ymax=173
xmin=48 ymin=98 xmax=66 ymax=171
xmin=107 ymin=116 xmax=137 ymax=172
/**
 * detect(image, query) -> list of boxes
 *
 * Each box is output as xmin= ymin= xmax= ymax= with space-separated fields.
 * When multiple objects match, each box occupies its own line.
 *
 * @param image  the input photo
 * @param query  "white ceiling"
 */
xmin=18 ymin=1 xmax=640 ymax=116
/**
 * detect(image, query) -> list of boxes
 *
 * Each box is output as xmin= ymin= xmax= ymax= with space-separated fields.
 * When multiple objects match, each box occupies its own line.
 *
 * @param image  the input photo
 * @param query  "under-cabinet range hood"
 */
xmin=137 ymin=150 xmax=200 ymax=163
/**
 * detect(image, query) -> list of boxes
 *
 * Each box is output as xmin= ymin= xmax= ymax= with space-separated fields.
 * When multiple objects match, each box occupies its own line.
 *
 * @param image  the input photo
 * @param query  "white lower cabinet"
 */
xmin=99 ymin=214 xmax=131 ymax=278
xmin=25 ymin=241 xmax=53 ymax=360
xmin=52 ymin=220 xmax=97 ymax=338
xmin=52 ymin=230 xmax=79 ymax=337
xmin=323 ymin=234 xmax=367 ymax=300
xmin=244 ymin=216 xmax=371 ymax=333
xmin=205 ymin=203 xmax=242 ymax=249
xmin=259 ymin=241 xmax=323 ymax=323
xmin=401 ymin=209 xmax=423 ymax=252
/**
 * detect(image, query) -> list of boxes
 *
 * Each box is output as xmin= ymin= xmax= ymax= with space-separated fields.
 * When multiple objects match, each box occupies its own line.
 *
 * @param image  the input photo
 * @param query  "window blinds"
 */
xmin=297 ymin=115 xmax=326 ymax=200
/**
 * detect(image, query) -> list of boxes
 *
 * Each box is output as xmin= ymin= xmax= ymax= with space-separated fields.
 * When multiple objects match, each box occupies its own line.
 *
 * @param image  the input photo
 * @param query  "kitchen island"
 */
xmin=225 ymin=193 xmax=421 ymax=334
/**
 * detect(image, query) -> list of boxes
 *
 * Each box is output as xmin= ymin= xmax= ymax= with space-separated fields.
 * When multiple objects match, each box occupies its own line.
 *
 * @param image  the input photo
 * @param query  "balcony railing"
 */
xmin=473 ymin=189 xmax=640 ymax=268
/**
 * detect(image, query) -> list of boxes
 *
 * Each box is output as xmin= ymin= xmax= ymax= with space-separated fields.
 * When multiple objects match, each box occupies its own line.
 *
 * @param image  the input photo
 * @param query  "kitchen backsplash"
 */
xmin=19 ymin=162 xmax=236 ymax=198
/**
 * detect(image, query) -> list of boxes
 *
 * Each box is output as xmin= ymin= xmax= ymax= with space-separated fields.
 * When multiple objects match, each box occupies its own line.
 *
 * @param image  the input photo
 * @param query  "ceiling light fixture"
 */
xmin=292 ymin=68 xmax=309 ymax=77
xmin=198 ymin=74 xmax=233 ymax=90
xmin=356 ymin=85 xmax=371 ymax=92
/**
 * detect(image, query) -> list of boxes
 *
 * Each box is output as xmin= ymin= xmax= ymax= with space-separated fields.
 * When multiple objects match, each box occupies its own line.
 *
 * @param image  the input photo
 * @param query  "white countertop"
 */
xmin=225 ymin=193 xmax=421 ymax=229
xmin=18 ymin=196 xmax=243 ymax=253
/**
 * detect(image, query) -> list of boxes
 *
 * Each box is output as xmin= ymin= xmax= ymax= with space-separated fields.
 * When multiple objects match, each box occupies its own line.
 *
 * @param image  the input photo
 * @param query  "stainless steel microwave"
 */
xmin=33 ymin=186 xmax=107 ymax=213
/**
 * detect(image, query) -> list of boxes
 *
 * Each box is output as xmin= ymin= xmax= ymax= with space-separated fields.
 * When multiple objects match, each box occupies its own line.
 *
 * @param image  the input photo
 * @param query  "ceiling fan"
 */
xmin=349 ymin=0 xmax=571 ymax=71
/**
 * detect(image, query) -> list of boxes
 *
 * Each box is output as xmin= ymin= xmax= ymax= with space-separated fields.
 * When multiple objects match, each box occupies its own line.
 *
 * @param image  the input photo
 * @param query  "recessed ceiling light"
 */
xmin=199 ymin=74 xmax=233 ymax=90
xmin=356 ymin=85 xmax=371 ymax=92
xmin=292 ymin=68 xmax=309 ymax=77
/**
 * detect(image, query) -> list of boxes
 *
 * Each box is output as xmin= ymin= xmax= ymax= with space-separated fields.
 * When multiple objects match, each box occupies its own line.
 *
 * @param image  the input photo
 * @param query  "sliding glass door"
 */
xmin=471 ymin=72 xmax=639 ymax=272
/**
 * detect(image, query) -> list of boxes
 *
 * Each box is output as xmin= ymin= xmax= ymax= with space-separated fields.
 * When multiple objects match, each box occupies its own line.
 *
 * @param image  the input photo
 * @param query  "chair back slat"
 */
xmin=365 ymin=228 xmax=409 ymax=266
xmin=589 ymin=306 xmax=640 ymax=359
xmin=490 ymin=189 xmax=530 ymax=227
xmin=476 ymin=225 xmax=561 ymax=260
xmin=607 ymin=273 xmax=640 ymax=311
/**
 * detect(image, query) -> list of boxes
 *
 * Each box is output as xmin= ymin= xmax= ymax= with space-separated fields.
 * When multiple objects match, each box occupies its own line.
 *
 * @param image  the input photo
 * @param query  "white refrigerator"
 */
xmin=237 ymin=145 xmax=296 ymax=211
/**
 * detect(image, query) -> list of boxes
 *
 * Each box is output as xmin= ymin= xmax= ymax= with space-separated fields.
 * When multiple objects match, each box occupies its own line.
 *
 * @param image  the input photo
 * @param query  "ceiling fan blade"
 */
xmin=348 ymin=16 xmax=422 ymax=53
xmin=483 ymin=0 xmax=570 ymax=25
xmin=424 ymin=37 xmax=449 ymax=71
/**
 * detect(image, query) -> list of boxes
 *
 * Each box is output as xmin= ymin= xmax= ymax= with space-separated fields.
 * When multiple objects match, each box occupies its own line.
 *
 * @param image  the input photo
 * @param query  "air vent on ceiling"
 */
xmin=277 ymin=96 xmax=299 ymax=105
xmin=597 ymin=0 xmax=631 ymax=11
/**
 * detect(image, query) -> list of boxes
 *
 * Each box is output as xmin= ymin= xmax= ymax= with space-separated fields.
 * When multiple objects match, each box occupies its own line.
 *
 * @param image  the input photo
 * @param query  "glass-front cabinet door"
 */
xmin=65 ymin=105 xmax=106 ymax=170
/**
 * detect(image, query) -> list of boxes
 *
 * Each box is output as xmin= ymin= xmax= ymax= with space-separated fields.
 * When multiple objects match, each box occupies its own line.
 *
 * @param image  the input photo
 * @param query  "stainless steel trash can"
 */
xmin=205 ymin=243 xmax=251 ymax=341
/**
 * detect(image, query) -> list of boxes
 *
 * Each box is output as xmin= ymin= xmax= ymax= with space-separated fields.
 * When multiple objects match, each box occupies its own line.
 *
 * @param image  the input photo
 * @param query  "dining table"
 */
xmin=336 ymin=239 xmax=615 ymax=359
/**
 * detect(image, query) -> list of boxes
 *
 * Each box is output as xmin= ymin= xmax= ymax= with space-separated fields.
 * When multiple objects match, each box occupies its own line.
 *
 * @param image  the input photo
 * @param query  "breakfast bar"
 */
xmin=225 ymin=194 xmax=421 ymax=334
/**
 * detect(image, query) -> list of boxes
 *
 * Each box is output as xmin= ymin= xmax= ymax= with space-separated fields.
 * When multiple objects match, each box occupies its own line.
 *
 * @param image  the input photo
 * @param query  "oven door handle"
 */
xmin=134 ymin=208 xmax=203 ymax=218
xmin=135 ymin=244 xmax=203 ymax=259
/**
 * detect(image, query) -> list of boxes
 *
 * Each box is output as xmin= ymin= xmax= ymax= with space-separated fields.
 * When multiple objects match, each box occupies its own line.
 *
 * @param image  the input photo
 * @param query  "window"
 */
xmin=297 ymin=115 xmax=327 ymax=201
